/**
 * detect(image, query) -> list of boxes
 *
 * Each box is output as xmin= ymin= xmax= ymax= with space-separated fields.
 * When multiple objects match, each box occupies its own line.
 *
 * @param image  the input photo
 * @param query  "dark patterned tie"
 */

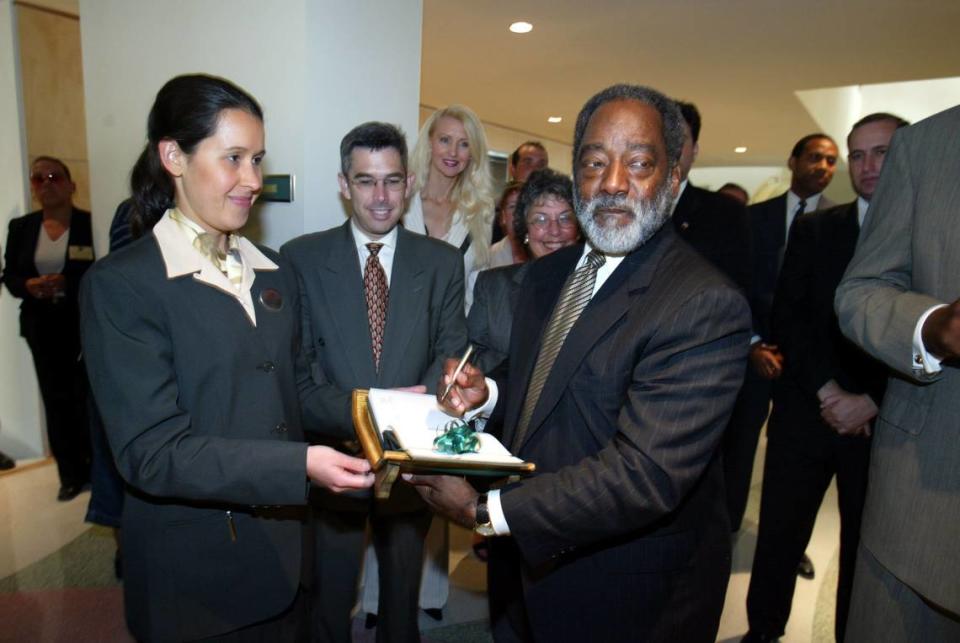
xmin=364 ymin=243 xmax=389 ymax=372
xmin=513 ymin=250 xmax=606 ymax=447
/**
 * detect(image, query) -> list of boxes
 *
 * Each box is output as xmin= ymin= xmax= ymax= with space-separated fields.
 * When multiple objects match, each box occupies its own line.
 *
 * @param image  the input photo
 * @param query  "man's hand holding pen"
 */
xmin=437 ymin=356 xmax=489 ymax=416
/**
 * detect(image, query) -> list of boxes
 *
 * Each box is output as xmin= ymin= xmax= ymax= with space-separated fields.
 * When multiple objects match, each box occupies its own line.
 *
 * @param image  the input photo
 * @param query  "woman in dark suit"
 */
xmin=468 ymin=168 xmax=581 ymax=374
xmin=80 ymin=74 xmax=373 ymax=642
xmin=2 ymin=156 xmax=94 ymax=500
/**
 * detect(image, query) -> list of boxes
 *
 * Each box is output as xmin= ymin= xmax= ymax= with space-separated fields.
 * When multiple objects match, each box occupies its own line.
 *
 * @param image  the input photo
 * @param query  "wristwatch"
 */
xmin=474 ymin=493 xmax=496 ymax=536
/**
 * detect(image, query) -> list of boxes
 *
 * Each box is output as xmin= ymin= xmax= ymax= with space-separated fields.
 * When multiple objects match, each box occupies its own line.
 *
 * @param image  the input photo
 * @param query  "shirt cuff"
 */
xmin=487 ymin=488 xmax=511 ymax=536
xmin=464 ymin=378 xmax=499 ymax=420
xmin=913 ymin=305 xmax=946 ymax=375
xmin=750 ymin=334 xmax=762 ymax=345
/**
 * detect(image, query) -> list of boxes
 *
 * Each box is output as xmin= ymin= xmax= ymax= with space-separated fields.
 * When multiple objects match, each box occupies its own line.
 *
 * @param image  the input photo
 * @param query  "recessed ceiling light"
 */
xmin=547 ymin=116 xmax=562 ymax=123
xmin=509 ymin=21 xmax=533 ymax=34
xmin=734 ymin=146 xmax=747 ymax=153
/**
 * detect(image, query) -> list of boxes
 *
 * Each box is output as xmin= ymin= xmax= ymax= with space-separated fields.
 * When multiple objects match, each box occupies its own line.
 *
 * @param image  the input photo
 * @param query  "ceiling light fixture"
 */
xmin=547 ymin=116 xmax=562 ymax=123
xmin=734 ymin=146 xmax=747 ymax=153
xmin=509 ymin=21 xmax=533 ymax=34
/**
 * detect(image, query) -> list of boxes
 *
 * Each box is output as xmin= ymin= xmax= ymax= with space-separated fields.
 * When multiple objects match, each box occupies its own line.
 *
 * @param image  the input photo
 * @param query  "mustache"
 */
xmin=581 ymin=193 xmax=641 ymax=215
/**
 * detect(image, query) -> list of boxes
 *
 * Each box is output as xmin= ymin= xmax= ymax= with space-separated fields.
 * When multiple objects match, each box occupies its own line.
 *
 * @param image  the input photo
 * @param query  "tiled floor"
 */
xmin=1 ymin=434 xmax=843 ymax=642
xmin=0 ymin=458 xmax=91 ymax=581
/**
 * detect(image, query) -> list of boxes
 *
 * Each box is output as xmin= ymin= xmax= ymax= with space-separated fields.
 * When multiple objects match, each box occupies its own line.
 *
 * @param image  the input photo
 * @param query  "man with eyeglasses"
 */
xmin=281 ymin=121 xmax=467 ymax=643
xmin=2 ymin=156 xmax=94 ymax=500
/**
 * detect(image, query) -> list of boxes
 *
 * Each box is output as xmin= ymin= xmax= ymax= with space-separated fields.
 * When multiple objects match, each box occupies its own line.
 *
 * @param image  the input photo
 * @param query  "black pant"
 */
xmin=311 ymin=501 xmax=432 ymax=643
xmin=487 ymin=537 xmax=533 ymax=643
xmin=199 ymin=587 xmax=309 ymax=642
xmin=722 ymin=367 xmax=771 ymax=531
xmin=746 ymin=401 xmax=870 ymax=641
xmin=25 ymin=316 xmax=91 ymax=488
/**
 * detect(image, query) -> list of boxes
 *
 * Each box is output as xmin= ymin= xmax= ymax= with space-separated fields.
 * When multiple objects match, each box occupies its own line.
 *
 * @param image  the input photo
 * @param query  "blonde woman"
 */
xmin=404 ymin=104 xmax=495 ymax=311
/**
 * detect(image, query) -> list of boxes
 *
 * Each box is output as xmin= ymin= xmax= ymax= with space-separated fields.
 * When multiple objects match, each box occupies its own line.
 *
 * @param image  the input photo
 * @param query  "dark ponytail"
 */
xmin=129 ymin=74 xmax=263 ymax=237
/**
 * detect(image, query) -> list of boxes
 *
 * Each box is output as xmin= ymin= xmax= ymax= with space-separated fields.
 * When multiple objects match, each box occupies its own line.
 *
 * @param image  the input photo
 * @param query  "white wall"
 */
xmin=690 ymin=164 xmax=856 ymax=206
xmin=419 ymin=106 xmax=572 ymax=180
xmin=2 ymin=0 xmax=428 ymax=461
xmin=0 ymin=0 xmax=45 ymax=459
xmin=80 ymin=0 xmax=422 ymax=252
xmin=305 ymin=4 xmax=422 ymax=234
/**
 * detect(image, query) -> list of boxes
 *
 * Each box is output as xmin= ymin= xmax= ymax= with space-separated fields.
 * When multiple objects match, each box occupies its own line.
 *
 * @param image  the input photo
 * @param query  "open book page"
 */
xmin=367 ymin=388 xmax=524 ymax=465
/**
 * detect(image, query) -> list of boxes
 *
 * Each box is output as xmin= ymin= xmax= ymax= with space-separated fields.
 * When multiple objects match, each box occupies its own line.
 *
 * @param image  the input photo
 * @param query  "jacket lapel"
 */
xmin=502 ymin=246 xmax=580 ymax=448
xmin=378 ymin=227 xmax=426 ymax=386
xmin=321 ymin=222 xmax=376 ymax=384
xmin=516 ymin=228 xmax=674 ymax=451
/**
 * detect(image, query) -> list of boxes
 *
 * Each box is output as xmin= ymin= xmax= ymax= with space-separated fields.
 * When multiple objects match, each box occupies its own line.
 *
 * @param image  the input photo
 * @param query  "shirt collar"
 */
xmin=350 ymin=219 xmax=398 ymax=252
xmin=670 ymin=179 xmax=689 ymax=216
xmin=154 ymin=210 xmax=277 ymax=279
xmin=857 ymin=196 xmax=870 ymax=227
xmin=787 ymin=190 xmax=822 ymax=214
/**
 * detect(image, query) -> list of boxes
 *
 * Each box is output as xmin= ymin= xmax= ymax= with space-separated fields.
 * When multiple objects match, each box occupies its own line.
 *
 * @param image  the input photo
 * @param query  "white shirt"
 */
xmin=34 ymin=224 xmax=69 ymax=275
xmin=153 ymin=210 xmax=278 ymax=326
xmin=404 ymin=193 xmax=485 ymax=312
xmin=351 ymin=220 xmax=398 ymax=285
xmin=488 ymin=237 xmax=515 ymax=269
xmin=670 ymin=179 xmax=689 ymax=215
xmin=785 ymin=190 xmax=824 ymax=237
xmin=856 ymin=196 xmax=869 ymax=228
xmin=484 ymin=243 xmax=624 ymax=535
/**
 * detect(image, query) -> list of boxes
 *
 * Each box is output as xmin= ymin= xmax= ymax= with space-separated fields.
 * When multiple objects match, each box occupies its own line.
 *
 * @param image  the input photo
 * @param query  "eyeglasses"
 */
xmin=30 ymin=172 xmax=67 ymax=186
xmin=527 ymin=212 xmax=578 ymax=230
xmin=350 ymin=176 xmax=407 ymax=192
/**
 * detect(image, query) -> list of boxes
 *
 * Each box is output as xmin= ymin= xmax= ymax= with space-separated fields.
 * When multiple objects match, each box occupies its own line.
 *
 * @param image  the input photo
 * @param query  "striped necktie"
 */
xmin=513 ymin=250 xmax=606 ymax=447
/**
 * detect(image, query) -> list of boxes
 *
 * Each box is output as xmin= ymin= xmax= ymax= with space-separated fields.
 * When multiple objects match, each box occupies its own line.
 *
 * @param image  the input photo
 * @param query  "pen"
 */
xmin=439 ymin=344 xmax=475 ymax=404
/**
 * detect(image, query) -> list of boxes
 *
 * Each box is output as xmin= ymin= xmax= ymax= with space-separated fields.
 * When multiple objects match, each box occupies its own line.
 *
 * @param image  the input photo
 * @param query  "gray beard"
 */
xmin=575 ymin=181 xmax=674 ymax=255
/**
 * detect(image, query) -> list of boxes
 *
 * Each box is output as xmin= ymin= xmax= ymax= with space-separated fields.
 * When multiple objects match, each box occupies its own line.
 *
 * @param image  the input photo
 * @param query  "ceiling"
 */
xmin=420 ymin=0 xmax=960 ymax=167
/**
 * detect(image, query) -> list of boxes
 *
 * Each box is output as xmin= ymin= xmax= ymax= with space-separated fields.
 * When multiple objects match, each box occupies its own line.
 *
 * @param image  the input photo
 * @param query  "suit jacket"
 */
xmin=2 ymin=208 xmax=95 ymax=342
xmin=835 ymin=105 xmax=960 ymax=613
xmin=281 ymin=222 xmax=467 ymax=509
xmin=750 ymin=192 xmax=834 ymax=340
xmin=672 ymin=182 xmax=752 ymax=295
xmin=467 ymin=262 xmax=530 ymax=374
xmin=771 ymin=201 xmax=887 ymax=437
xmin=495 ymin=226 xmax=751 ymax=640
xmin=80 ymin=233 xmax=310 ymax=642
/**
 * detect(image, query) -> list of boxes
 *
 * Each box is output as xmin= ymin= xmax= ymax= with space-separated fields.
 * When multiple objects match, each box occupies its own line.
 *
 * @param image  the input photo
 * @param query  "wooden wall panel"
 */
xmin=17 ymin=3 xmax=89 ymax=211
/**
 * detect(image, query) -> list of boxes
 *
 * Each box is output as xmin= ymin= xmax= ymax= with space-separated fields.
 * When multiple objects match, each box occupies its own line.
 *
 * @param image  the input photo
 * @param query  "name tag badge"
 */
xmin=68 ymin=245 xmax=94 ymax=261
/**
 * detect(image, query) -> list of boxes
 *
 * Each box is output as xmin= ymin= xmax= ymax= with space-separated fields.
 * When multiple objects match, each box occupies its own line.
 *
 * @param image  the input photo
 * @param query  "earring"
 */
xmin=524 ymin=234 xmax=529 ymax=244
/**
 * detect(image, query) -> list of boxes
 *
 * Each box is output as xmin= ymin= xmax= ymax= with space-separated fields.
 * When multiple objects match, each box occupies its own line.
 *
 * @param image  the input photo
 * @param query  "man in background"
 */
xmin=743 ymin=113 xmax=907 ymax=643
xmin=508 ymin=141 xmax=549 ymax=182
xmin=283 ymin=122 xmax=467 ymax=643
xmin=724 ymin=134 xmax=839 ymax=551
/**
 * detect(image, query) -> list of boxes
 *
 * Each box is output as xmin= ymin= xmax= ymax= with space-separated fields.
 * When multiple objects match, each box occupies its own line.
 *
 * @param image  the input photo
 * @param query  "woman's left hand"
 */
xmin=306 ymin=445 xmax=374 ymax=492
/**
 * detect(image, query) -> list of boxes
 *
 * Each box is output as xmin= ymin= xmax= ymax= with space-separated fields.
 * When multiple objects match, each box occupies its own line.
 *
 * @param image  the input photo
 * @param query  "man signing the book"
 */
xmin=405 ymin=84 xmax=751 ymax=643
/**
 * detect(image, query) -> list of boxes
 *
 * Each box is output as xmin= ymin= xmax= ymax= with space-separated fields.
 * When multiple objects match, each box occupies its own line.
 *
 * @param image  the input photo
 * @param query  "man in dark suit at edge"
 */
xmin=836 ymin=105 xmax=960 ymax=641
xmin=742 ymin=113 xmax=907 ymax=643
xmin=406 ymin=84 xmax=751 ymax=642
xmin=724 ymin=134 xmax=839 ymax=556
xmin=282 ymin=122 xmax=467 ymax=643
xmin=671 ymin=100 xmax=752 ymax=294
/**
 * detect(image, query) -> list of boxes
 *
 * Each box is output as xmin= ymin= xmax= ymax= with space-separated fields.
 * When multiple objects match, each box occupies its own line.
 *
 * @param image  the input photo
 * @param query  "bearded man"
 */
xmin=406 ymin=84 xmax=751 ymax=643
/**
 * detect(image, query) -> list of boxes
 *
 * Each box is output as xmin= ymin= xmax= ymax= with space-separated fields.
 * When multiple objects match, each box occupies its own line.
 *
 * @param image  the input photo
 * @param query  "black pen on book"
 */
xmin=439 ymin=344 xmax=475 ymax=404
